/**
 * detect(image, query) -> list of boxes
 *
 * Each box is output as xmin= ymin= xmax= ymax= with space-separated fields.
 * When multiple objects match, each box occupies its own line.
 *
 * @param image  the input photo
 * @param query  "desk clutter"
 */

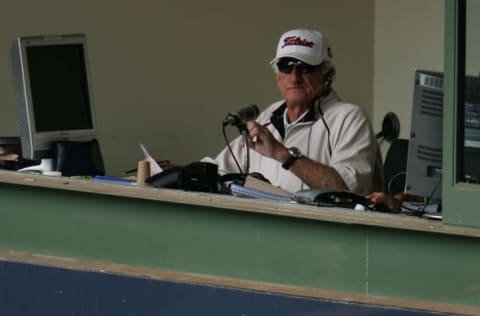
xmin=145 ymin=161 xmax=220 ymax=193
xmin=2 ymin=137 xmax=441 ymax=220
xmin=1 ymin=137 xmax=104 ymax=177
xmin=0 ymin=137 xmax=37 ymax=171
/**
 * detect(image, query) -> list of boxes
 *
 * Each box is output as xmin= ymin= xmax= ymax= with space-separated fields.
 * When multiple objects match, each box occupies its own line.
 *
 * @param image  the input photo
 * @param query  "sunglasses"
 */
xmin=276 ymin=59 xmax=319 ymax=74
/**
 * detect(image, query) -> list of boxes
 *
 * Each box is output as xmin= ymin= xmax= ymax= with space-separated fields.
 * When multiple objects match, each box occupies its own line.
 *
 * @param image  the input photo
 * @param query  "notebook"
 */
xmin=230 ymin=175 xmax=293 ymax=202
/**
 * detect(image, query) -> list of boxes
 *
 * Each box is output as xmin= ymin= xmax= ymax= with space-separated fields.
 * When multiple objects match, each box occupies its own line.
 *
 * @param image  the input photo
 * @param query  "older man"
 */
xmin=211 ymin=29 xmax=383 ymax=195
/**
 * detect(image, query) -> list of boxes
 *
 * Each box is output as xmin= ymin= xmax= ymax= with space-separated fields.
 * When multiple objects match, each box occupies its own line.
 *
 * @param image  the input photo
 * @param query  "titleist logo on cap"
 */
xmin=281 ymin=36 xmax=315 ymax=49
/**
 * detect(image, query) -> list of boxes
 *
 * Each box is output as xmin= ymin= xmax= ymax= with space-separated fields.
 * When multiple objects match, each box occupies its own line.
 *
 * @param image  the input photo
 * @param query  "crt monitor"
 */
xmin=405 ymin=69 xmax=480 ymax=201
xmin=11 ymin=34 xmax=97 ymax=165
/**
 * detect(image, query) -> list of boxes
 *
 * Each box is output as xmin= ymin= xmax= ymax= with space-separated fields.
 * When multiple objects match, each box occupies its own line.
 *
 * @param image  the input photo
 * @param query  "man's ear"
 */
xmin=324 ymin=69 xmax=335 ymax=87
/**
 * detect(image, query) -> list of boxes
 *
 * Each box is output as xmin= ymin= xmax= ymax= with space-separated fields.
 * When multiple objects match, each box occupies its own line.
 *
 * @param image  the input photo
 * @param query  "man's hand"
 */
xmin=366 ymin=192 xmax=404 ymax=210
xmin=244 ymin=121 xmax=348 ymax=191
xmin=245 ymin=121 xmax=288 ymax=162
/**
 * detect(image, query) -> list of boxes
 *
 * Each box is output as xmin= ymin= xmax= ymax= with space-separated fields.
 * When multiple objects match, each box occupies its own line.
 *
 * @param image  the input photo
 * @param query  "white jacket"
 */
xmin=207 ymin=90 xmax=383 ymax=195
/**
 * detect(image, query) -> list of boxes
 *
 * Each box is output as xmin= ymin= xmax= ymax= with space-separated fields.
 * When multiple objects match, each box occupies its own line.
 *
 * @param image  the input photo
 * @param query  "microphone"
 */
xmin=223 ymin=104 xmax=260 ymax=127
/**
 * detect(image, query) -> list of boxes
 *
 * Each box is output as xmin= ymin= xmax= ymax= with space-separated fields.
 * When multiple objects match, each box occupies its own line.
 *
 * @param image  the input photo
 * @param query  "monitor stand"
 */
xmin=17 ymin=158 xmax=54 ymax=174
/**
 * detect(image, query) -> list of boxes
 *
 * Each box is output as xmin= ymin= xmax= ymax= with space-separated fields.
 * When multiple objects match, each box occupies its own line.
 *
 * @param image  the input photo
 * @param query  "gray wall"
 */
xmin=373 ymin=0 xmax=444 ymax=151
xmin=0 ymin=0 xmax=375 ymax=175
xmin=1 ymin=0 xmax=443 ymax=176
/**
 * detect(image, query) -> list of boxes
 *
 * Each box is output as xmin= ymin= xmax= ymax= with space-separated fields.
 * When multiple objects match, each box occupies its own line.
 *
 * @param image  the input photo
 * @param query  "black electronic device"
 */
xmin=293 ymin=189 xmax=392 ymax=212
xmin=146 ymin=162 xmax=220 ymax=193
xmin=294 ymin=189 xmax=370 ymax=208
xmin=52 ymin=139 xmax=105 ymax=176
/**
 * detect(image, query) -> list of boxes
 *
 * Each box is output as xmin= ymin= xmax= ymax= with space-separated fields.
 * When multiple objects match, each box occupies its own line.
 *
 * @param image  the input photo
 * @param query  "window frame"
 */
xmin=442 ymin=0 xmax=480 ymax=227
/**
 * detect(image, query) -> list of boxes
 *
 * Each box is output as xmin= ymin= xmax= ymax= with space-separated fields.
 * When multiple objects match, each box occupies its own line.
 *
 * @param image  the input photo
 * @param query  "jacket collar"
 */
xmin=269 ymin=89 xmax=339 ymax=138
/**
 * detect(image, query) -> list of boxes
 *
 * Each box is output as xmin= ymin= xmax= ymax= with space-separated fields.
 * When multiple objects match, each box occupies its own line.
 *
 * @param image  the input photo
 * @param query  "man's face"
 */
xmin=275 ymin=58 xmax=326 ymax=108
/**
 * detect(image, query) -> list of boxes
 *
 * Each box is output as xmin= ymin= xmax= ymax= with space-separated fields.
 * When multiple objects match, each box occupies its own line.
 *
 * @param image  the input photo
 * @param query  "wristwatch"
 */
xmin=282 ymin=147 xmax=303 ymax=170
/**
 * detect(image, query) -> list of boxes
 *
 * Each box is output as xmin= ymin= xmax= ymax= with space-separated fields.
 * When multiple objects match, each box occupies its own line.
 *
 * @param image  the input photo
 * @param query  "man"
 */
xmin=209 ymin=29 xmax=383 ymax=195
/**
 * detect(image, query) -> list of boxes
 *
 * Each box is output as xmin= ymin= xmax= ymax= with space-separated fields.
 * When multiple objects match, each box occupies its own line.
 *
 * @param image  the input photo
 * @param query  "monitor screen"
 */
xmin=27 ymin=44 xmax=93 ymax=132
xmin=12 ymin=34 xmax=97 ymax=160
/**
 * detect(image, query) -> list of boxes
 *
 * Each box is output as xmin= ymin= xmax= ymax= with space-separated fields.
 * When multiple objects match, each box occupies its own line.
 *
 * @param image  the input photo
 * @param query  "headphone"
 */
xmin=322 ymin=61 xmax=336 ymax=87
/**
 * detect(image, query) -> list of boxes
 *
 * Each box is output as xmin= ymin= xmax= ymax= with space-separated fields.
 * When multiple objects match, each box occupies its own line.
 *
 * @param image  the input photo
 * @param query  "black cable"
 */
xmin=424 ymin=177 xmax=442 ymax=208
xmin=240 ymin=128 xmax=250 ymax=174
xmin=222 ymin=123 xmax=243 ymax=175
xmin=400 ymin=201 xmax=428 ymax=216
xmin=400 ymin=178 xmax=442 ymax=217
xmin=318 ymin=107 xmax=332 ymax=157
xmin=387 ymin=171 xmax=407 ymax=195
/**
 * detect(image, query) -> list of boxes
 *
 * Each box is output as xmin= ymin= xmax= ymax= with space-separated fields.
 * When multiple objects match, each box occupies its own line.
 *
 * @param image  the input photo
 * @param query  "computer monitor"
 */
xmin=11 ymin=34 xmax=97 ymax=170
xmin=405 ymin=69 xmax=480 ymax=201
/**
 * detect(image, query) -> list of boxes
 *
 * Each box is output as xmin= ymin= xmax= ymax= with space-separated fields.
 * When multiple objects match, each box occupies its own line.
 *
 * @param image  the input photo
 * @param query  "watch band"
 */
xmin=282 ymin=147 xmax=302 ymax=170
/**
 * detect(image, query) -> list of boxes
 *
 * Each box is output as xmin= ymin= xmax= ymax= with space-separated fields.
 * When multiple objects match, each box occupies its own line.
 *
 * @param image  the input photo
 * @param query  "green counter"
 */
xmin=0 ymin=171 xmax=479 ymax=315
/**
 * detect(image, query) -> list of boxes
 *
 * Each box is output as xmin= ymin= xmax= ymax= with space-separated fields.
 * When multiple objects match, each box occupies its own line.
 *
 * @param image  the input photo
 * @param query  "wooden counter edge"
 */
xmin=1 ymin=170 xmax=480 ymax=238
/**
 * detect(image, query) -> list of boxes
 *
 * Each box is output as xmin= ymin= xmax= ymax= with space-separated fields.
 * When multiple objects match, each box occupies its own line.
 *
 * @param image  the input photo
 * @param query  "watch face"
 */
xmin=289 ymin=147 xmax=301 ymax=158
xmin=282 ymin=147 xmax=302 ymax=170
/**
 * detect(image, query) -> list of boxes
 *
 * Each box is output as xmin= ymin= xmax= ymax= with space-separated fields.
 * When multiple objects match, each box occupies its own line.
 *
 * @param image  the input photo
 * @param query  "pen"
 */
xmin=93 ymin=175 xmax=136 ymax=185
xmin=263 ymin=122 xmax=271 ymax=127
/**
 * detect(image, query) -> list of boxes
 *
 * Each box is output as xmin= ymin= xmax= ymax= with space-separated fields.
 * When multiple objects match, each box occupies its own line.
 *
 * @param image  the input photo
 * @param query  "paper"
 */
xmin=244 ymin=175 xmax=293 ymax=197
xmin=139 ymin=142 xmax=163 ymax=176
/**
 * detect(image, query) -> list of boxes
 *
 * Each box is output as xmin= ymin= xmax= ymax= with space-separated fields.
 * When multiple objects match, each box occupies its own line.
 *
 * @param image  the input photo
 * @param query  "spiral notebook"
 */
xmin=230 ymin=175 xmax=293 ymax=202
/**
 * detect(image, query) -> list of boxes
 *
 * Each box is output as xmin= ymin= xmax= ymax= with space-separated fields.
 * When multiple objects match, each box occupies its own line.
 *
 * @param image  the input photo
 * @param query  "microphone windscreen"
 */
xmin=223 ymin=104 xmax=259 ymax=126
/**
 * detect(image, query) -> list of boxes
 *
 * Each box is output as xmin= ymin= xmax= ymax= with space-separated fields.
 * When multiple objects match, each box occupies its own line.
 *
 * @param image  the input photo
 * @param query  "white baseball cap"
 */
xmin=270 ymin=29 xmax=332 ymax=67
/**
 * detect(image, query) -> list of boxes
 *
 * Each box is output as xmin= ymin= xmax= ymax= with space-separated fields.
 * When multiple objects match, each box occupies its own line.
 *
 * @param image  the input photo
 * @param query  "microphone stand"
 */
xmin=238 ymin=123 xmax=250 ymax=176
xmin=223 ymin=111 xmax=258 ymax=184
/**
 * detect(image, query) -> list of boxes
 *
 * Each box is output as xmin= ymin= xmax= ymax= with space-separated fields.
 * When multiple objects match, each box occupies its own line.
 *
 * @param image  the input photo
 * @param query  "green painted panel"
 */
xmin=1 ymin=182 xmax=480 ymax=308
xmin=368 ymin=228 xmax=480 ymax=306
xmin=0 ymin=183 xmax=366 ymax=294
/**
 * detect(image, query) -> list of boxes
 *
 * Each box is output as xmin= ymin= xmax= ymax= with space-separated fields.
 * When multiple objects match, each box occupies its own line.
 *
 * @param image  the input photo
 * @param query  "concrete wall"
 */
xmin=372 ymin=0 xmax=444 ymax=150
xmin=1 ymin=0 xmax=446 ymax=176
xmin=0 ymin=0 xmax=374 ymax=175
